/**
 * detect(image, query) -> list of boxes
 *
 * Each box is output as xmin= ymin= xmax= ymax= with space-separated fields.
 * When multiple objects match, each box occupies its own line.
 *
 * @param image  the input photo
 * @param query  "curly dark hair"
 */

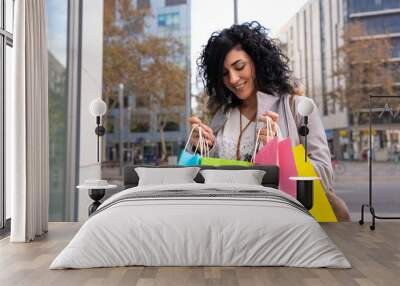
xmin=197 ymin=21 xmax=293 ymax=114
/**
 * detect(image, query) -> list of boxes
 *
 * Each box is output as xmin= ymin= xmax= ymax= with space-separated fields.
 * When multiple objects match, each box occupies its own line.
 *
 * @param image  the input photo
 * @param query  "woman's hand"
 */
xmin=187 ymin=116 xmax=215 ymax=148
xmin=257 ymin=111 xmax=279 ymax=145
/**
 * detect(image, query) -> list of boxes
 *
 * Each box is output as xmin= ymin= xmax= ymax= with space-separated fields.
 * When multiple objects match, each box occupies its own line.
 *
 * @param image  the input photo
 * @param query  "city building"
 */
xmin=104 ymin=0 xmax=191 ymax=165
xmin=344 ymin=0 xmax=400 ymax=162
xmin=278 ymin=0 xmax=400 ymax=161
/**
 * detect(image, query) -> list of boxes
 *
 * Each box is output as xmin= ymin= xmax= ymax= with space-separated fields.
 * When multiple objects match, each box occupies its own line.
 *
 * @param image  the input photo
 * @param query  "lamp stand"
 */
xmin=296 ymin=179 xmax=314 ymax=210
xmin=95 ymin=116 xmax=106 ymax=163
xmin=298 ymin=116 xmax=309 ymax=162
xmin=96 ymin=116 xmax=100 ymax=162
xmin=304 ymin=116 xmax=308 ymax=162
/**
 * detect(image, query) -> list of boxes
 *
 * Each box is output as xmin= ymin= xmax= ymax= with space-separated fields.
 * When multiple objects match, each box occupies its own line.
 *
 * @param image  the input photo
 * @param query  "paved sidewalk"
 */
xmin=334 ymin=161 xmax=400 ymax=181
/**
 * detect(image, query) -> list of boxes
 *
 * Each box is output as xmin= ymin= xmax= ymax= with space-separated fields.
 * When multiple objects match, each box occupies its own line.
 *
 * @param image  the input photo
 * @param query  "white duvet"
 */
xmin=50 ymin=183 xmax=351 ymax=269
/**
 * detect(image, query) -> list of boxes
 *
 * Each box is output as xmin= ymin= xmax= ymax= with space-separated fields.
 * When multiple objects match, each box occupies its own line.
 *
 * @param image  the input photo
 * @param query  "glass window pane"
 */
xmin=5 ymin=0 xmax=14 ymax=33
xmin=165 ymin=0 xmax=186 ymax=6
xmin=392 ymin=38 xmax=400 ymax=58
xmin=47 ymin=0 xmax=68 ymax=221
xmin=349 ymin=0 xmax=400 ymax=13
xmin=158 ymin=14 xmax=166 ymax=27
xmin=358 ymin=14 xmax=400 ymax=36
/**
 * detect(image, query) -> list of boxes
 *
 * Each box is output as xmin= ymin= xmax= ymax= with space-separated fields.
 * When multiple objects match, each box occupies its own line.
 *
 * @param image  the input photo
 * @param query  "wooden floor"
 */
xmin=1 ymin=222 xmax=399 ymax=286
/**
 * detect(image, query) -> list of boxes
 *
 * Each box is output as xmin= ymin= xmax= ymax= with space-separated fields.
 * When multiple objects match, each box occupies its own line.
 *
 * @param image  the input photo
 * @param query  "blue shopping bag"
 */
xmin=178 ymin=125 xmax=208 ymax=166
xmin=178 ymin=150 xmax=201 ymax=166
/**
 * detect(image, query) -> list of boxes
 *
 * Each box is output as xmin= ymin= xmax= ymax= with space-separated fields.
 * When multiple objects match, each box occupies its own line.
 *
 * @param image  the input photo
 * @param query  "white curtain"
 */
xmin=10 ymin=0 xmax=49 ymax=242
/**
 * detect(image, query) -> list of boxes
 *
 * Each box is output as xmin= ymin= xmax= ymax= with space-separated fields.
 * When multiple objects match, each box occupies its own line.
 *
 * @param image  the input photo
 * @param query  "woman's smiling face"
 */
xmin=223 ymin=46 xmax=257 ymax=102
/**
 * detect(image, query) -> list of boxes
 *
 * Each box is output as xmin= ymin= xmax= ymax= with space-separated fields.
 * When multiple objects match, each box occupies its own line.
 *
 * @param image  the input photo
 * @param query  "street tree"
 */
xmin=103 ymin=0 xmax=186 ymax=163
xmin=192 ymin=90 xmax=212 ymax=124
xmin=331 ymin=22 xmax=394 ymax=112
xmin=330 ymin=22 xmax=395 ymax=160
xmin=136 ymin=36 xmax=185 ymax=163
xmin=103 ymin=0 xmax=149 ymax=112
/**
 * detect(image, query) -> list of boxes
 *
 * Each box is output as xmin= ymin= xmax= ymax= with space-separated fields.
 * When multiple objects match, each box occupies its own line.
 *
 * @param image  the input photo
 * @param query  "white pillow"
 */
xmin=135 ymin=167 xmax=200 ymax=186
xmin=200 ymin=169 xmax=266 ymax=185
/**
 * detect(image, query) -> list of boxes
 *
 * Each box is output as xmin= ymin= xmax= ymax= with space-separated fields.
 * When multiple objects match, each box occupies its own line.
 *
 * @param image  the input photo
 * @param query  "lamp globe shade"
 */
xmin=89 ymin=98 xmax=107 ymax=117
xmin=297 ymin=97 xmax=314 ymax=116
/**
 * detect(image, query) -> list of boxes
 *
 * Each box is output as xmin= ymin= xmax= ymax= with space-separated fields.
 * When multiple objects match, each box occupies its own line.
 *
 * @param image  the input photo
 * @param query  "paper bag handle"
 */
xmin=251 ymin=116 xmax=282 ymax=162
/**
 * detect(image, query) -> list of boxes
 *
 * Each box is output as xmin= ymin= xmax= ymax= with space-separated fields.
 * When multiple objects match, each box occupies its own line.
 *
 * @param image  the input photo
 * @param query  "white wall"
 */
xmin=78 ymin=0 xmax=104 ymax=221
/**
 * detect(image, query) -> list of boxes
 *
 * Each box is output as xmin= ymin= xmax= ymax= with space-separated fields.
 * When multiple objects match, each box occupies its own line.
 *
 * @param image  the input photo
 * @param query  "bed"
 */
xmin=50 ymin=165 xmax=350 ymax=269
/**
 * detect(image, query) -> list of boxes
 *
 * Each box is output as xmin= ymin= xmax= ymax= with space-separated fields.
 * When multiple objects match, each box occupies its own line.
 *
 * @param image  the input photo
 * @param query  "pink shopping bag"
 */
xmin=254 ymin=137 xmax=278 ymax=165
xmin=277 ymin=138 xmax=297 ymax=198
xmin=253 ymin=117 xmax=297 ymax=197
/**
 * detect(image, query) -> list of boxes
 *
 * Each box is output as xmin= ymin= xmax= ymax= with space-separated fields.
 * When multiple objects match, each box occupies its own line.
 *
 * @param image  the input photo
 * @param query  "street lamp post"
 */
xmin=185 ymin=55 xmax=191 ymax=140
xmin=118 ymin=83 xmax=124 ymax=176
xmin=234 ymin=0 xmax=238 ymax=24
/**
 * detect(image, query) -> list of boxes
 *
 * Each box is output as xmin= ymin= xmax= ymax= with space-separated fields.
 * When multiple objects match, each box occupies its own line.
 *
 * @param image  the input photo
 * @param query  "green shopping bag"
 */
xmin=200 ymin=128 xmax=257 ymax=167
xmin=201 ymin=157 xmax=254 ymax=167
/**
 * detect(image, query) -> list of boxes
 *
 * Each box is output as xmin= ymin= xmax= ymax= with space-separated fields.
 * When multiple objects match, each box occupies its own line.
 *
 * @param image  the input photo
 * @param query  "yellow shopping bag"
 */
xmin=293 ymin=145 xmax=337 ymax=222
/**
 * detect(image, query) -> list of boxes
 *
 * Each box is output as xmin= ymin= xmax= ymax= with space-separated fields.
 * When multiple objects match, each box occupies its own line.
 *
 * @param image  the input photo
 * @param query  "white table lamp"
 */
xmin=297 ymin=97 xmax=314 ymax=162
xmin=89 ymin=98 xmax=107 ymax=162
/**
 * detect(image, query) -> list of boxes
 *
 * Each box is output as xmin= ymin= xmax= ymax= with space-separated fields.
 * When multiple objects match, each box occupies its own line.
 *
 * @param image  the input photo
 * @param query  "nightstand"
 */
xmin=77 ymin=182 xmax=118 ymax=216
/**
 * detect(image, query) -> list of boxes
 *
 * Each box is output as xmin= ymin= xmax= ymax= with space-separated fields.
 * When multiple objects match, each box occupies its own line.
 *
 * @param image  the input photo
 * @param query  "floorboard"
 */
xmin=0 ymin=222 xmax=399 ymax=286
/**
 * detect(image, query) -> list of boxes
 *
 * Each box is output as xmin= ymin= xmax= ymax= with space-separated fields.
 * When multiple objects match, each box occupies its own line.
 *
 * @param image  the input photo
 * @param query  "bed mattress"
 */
xmin=50 ymin=183 xmax=350 ymax=269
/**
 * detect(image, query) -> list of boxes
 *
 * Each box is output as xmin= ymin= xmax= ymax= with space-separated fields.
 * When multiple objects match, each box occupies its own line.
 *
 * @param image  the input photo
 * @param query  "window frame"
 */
xmin=348 ymin=0 xmax=400 ymax=14
xmin=165 ymin=0 xmax=186 ymax=6
xmin=157 ymin=12 xmax=180 ymax=29
xmin=1 ymin=0 xmax=14 ymax=232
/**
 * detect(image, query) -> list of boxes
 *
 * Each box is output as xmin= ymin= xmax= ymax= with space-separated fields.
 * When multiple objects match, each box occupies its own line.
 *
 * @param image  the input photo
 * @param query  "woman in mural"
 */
xmin=188 ymin=22 xmax=350 ymax=221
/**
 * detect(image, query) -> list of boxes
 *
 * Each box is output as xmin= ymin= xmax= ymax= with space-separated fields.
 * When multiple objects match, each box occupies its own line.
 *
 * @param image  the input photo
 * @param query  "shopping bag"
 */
xmin=178 ymin=151 xmax=201 ymax=166
xmin=254 ymin=137 xmax=278 ymax=165
xmin=253 ymin=118 xmax=279 ymax=165
xmin=178 ymin=125 xmax=207 ymax=166
xmin=253 ymin=117 xmax=297 ymax=197
xmin=201 ymin=157 xmax=254 ymax=167
xmin=277 ymin=138 xmax=298 ymax=198
xmin=200 ymin=120 xmax=255 ymax=167
xmin=293 ymin=144 xmax=337 ymax=222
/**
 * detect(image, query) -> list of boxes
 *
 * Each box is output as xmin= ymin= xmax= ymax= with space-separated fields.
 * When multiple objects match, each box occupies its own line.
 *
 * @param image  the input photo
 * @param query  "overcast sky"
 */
xmin=191 ymin=0 xmax=308 ymax=93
